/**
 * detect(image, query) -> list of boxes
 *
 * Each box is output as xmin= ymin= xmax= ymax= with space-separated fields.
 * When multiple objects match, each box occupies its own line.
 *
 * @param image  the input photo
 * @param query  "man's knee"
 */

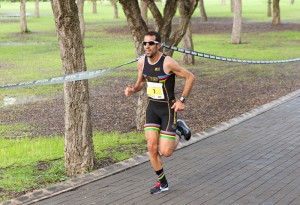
xmin=147 ymin=141 xmax=159 ymax=155
xmin=160 ymin=147 xmax=174 ymax=157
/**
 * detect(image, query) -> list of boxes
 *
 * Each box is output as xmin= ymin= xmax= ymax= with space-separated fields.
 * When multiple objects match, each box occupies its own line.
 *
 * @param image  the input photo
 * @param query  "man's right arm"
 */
xmin=125 ymin=58 xmax=145 ymax=96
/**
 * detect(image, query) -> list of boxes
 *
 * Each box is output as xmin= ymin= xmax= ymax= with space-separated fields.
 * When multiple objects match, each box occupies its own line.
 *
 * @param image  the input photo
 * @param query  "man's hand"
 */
xmin=125 ymin=85 xmax=135 ymax=96
xmin=171 ymin=100 xmax=185 ymax=112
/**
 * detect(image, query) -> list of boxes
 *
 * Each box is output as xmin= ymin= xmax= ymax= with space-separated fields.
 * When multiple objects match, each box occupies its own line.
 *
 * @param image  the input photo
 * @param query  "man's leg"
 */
xmin=159 ymin=134 xmax=179 ymax=157
xmin=158 ymin=100 xmax=180 ymax=156
xmin=144 ymin=100 xmax=175 ymax=194
xmin=145 ymin=130 xmax=162 ymax=171
xmin=145 ymin=131 xmax=179 ymax=167
xmin=145 ymin=130 xmax=169 ymax=194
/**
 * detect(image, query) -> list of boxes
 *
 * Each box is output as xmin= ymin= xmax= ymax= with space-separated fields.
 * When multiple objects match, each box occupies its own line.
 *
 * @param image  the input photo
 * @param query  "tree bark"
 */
xmin=50 ymin=0 xmax=94 ymax=176
xmin=181 ymin=22 xmax=194 ymax=65
xmin=77 ymin=0 xmax=85 ymax=45
xmin=140 ymin=0 xmax=148 ymax=25
xmin=35 ymin=0 xmax=40 ymax=17
xmin=231 ymin=0 xmax=242 ymax=44
xmin=230 ymin=0 xmax=234 ymax=12
xmin=267 ymin=0 xmax=272 ymax=17
xmin=119 ymin=0 xmax=147 ymax=55
xmin=291 ymin=0 xmax=295 ymax=5
xmin=179 ymin=0 xmax=194 ymax=65
xmin=20 ymin=0 xmax=28 ymax=33
xmin=110 ymin=0 xmax=119 ymax=19
xmin=199 ymin=0 xmax=207 ymax=22
xmin=221 ymin=0 xmax=226 ymax=6
xmin=272 ymin=0 xmax=280 ymax=25
xmin=92 ymin=0 xmax=97 ymax=13
xmin=119 ymin=0 xmax=148 ymax=130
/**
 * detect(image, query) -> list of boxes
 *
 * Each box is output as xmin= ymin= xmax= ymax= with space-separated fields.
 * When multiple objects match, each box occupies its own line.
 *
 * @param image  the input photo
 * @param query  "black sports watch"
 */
xmin=179 ymin=96 xmax=186 ymax=103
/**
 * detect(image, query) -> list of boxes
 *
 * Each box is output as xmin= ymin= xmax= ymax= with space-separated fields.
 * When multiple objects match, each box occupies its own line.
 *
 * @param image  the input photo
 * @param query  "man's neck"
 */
xmin=148 ymin=52 xmax=161 ymax=64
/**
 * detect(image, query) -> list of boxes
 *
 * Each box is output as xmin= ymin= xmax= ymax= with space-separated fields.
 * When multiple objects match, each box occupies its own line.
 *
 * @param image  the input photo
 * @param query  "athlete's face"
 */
xmin=143 ymin=35 xmax=160 ymax=58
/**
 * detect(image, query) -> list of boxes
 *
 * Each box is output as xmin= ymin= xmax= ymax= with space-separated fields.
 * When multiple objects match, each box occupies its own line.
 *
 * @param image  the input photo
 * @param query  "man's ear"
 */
xmin=157 ymin=43 xmax=161 ymax=49
xmin=158 ymin=43 xmax=163 ymax=52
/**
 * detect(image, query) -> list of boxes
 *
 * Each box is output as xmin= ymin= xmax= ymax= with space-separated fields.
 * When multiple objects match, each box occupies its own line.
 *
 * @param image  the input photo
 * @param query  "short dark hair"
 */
xmin=145 ymin=31 xmax=161 ymax=43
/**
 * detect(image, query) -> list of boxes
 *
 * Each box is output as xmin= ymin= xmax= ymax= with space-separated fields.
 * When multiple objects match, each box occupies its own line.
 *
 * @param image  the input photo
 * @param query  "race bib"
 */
xmin=147 ymin=82 xmax=165 ymax=99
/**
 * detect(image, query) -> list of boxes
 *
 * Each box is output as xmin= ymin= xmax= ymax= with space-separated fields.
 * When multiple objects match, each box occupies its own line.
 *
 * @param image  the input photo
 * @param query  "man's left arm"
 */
xmin=165 ymin=57 xmax=195 ymax=112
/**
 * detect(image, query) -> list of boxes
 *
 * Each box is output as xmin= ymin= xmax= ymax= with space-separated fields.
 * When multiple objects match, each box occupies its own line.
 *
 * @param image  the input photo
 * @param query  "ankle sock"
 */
xmin=156 ymin=168 xmax=167 ymax=184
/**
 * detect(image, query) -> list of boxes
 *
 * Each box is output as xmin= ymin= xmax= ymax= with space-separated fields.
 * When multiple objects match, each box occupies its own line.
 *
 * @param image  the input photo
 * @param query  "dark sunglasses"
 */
xmin=142 ymin=41 xmax=159 ymax=46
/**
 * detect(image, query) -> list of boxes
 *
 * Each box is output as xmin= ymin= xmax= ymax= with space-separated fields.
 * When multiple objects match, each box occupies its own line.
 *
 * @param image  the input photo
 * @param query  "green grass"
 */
xmin=0 ymin=124 xmax=35 ymax=139
xmin=0 ymin=0 xmax=300 ymax=202
xmin=0 ymin=131 xmax=146 ymax=201
xmin=173 ymin=30 xmax=300 ymax=62
xmin=0 ymin=131 xmax=145 ymax=169
xmin=0 ymin=136 xmax=63 ymax=168
xmin=194 ymin=0 xmax=300 ymax=21
xmin=93 ymin=131 xmax=147 ymax=161
xmin=0 ymin=159 xmax=67 ymax=200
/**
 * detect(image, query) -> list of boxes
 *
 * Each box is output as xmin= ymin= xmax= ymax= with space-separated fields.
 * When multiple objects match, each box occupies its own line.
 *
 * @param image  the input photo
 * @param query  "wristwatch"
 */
xmin=179 ymin=96 xmax=186 ymax=103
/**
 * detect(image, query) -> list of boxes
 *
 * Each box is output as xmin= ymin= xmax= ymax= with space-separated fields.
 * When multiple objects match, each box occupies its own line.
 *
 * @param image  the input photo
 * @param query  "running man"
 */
xmin=125 ymin=31 xmax=195 ymax=194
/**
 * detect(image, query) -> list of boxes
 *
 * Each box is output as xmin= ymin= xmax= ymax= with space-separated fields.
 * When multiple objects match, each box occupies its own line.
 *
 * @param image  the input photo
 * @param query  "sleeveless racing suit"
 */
xmin=143 ymin=54 xmax=177 ymax=140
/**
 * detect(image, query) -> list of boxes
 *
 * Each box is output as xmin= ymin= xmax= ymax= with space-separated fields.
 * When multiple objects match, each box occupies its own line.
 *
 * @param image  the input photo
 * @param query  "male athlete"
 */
xmin=125 ymin=31 xmax=195 ymax=194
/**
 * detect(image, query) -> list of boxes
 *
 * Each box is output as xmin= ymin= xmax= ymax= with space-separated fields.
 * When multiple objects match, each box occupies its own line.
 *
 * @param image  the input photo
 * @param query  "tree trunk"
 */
xmin=272 ymin=0 xmax=280 ymax=25
xmin=50 ymin=0 xmax=94 ymax=176
xmin=230 ymin=0 xmax=234 ymax=12
xmin=267 ymin=0 xmax=272 ymax=17
xmin=178 ymin=0 xmax=194 ymax=65
xmin=119 ymin=0 xmax=149 ymax=131
xmin=221 ymin=0 xmax=226 ymax=6
xmin=135 ymin=88 xmax=148 ymax=131
xmin=181 ymin=22 xmax=194 ymax=65
xmin=110 ymin=0 xmax=119 ymax=19
xmin=77 ymin=0 xmax=85 ymax=45
xmin=35 ymin=0 xmax=39 ymax=17
xmin=291 ymin=0 xmax=295 ymax=5
xmin=139 ymin=0 xmax=150 ymax=128
xmin=231 ymin=0 xmax=242 ymax=44
xmin=20 ymin=0 xmax=28 ymax=33
xmin=92 ymin=0 xmax=97 ymax=13
xmin=140 ymin=0 xmax=148 ymax=25
xmin=199 ymin=0 xmax=207 ymax=22
xmin=161 ymin=0 xmax=199 ymax=56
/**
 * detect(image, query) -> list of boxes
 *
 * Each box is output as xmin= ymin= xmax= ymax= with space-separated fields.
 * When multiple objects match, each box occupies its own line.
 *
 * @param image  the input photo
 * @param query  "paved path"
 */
xmin=3 ymin=91 xmax=300 ymax=205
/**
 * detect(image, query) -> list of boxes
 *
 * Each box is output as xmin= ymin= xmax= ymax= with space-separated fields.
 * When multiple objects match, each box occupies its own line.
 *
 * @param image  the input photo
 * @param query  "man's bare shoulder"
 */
xmin=137 ymin=55 xmax=145 ymax=68
xmin=164 ymin=56 xmax=181 ymax=71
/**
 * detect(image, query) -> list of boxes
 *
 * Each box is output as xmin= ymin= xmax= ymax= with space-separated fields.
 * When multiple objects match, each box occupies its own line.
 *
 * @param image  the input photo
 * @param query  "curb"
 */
xmin=2 ymin=89 xmax=300 ymax=205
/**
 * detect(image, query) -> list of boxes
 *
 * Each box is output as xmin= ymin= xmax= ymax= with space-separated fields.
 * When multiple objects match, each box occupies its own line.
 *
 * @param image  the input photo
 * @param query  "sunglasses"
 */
xmin=142 ymin=41 xmax=159 ymax=46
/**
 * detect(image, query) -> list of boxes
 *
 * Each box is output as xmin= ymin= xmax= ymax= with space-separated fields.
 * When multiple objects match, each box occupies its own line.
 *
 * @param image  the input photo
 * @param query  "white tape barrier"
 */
xmin=162 ymin=43 xmax=300 ymax=64
xmin=0 ymin=57 xmax=140 ymax=89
